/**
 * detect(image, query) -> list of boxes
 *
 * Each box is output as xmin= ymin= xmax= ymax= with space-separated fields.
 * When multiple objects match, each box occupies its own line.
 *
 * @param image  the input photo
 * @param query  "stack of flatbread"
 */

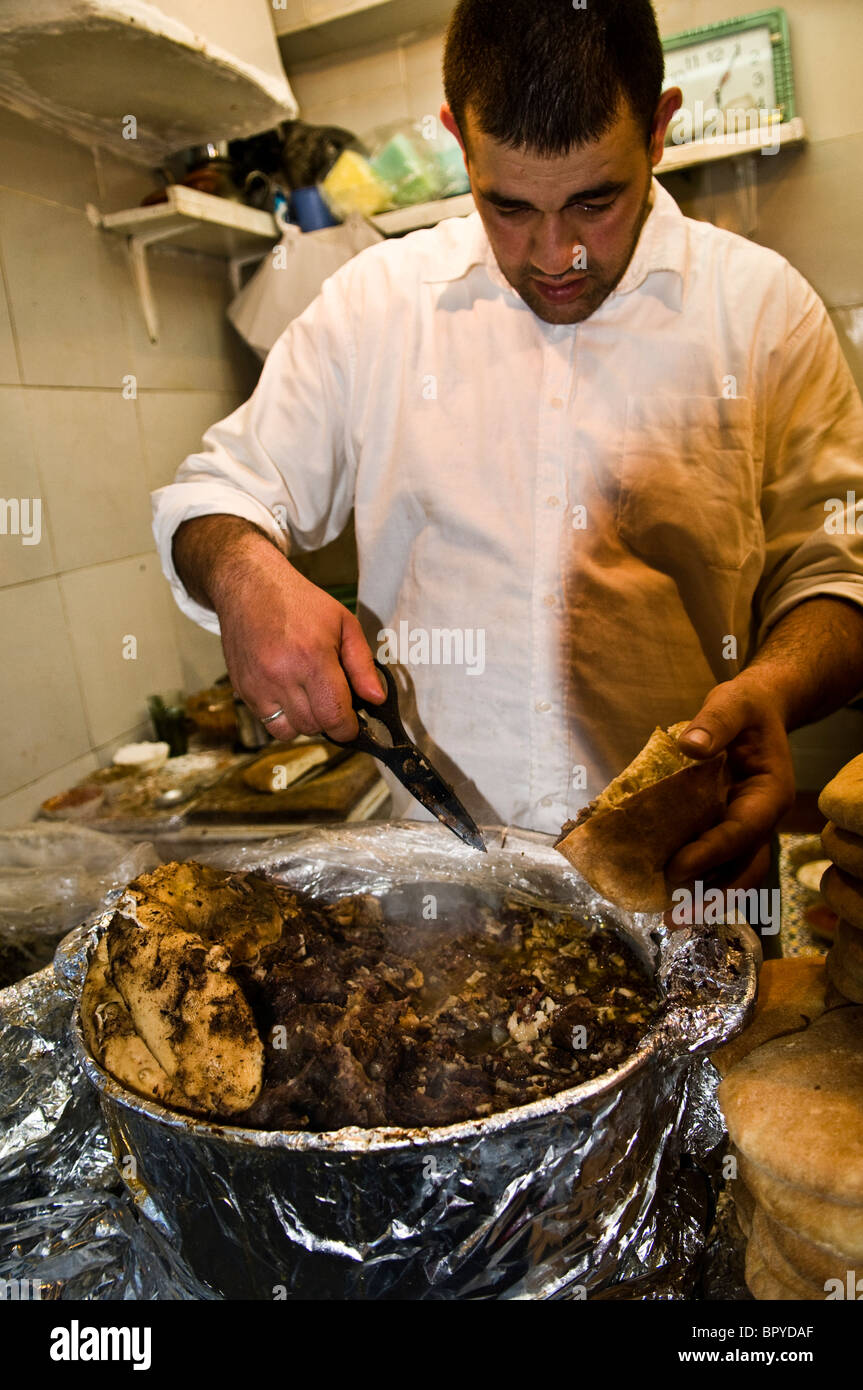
xmin=710 ymin=752 xmax=863 ymax=1298
xmin=820 ymin=753 xmax=863 ymax=1003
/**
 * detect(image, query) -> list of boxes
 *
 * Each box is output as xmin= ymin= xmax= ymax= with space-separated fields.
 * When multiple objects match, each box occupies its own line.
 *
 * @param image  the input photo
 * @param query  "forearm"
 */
xmin=172 ymin=513 xmax=380 ymax=744
xmin=172 ymin=514 xmax=289 ymax=612
xmin=739 ymin=596 xmax=863 ymax=729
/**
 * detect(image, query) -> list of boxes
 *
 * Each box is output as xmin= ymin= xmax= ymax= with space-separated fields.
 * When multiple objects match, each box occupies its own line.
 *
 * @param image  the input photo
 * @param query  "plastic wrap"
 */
xmin=1 ymin=823 xmax=756 ymax=1300
xmin=320 ymin=120 xmax=469 ymax=221
xmin=0 ymin=826 xmax=158 ymax=988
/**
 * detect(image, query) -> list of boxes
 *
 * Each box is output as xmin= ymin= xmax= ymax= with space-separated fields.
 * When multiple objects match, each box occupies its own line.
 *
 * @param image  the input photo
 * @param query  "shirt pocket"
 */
xmin=616 ymin=395 xmax=759 ymax=571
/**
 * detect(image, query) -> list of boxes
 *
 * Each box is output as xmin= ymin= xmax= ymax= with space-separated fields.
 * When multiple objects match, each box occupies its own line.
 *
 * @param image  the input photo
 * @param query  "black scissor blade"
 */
xmin=393 ymin=750 xmax=487 ymax=852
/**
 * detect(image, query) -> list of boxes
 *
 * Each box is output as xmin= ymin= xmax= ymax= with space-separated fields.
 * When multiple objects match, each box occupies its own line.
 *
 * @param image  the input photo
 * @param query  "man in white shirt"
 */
xmin=154 ymin=0 xmax=863 ymax=900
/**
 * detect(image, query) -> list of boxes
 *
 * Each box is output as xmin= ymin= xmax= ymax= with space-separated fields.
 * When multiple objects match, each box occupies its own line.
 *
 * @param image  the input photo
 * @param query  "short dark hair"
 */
xmin=443 ymin=0 xmax=665 ymax=155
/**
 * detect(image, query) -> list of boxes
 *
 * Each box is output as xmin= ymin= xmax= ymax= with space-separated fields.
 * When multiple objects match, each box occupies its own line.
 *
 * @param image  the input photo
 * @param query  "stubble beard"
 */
xmin=512 ymin=177 xmax=654 ymax=326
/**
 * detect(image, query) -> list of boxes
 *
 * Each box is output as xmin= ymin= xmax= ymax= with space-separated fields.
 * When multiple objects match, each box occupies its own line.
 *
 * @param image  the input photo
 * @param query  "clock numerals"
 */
xmin=664 ymin=19 xmax=789 ymax=144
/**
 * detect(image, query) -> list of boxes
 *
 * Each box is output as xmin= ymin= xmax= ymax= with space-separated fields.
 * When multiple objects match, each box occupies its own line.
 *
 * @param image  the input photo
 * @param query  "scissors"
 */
xmin=328 ymin=661 xmax=486 ymax=853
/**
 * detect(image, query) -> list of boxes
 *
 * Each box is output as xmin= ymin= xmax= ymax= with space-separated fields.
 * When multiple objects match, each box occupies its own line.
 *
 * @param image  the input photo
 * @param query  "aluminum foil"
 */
xmin=1 ymin=823 xmax=756 ymax=1300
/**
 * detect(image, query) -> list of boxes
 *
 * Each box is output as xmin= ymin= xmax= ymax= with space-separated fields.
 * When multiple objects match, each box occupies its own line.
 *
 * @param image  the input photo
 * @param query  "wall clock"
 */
xmin=662 ymin=8 xmax=796 ymax=144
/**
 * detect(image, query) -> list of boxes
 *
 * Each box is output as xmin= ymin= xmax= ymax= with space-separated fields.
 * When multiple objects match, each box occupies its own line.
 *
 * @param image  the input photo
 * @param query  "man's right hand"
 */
xmin=173 ymin=515 xmax=384 ymax=742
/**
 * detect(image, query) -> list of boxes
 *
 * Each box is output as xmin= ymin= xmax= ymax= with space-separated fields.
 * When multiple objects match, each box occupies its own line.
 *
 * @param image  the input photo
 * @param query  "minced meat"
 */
xmin=232 ymin=887 xmax=660 ymax=1131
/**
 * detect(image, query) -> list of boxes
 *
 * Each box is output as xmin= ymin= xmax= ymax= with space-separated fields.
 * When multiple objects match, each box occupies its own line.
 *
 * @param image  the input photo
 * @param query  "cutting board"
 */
xmin=187 ymin=750 xmax=382 ymax=822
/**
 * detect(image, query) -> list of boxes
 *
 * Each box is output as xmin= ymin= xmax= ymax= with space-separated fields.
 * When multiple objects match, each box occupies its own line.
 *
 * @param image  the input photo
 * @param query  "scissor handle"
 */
xmin=330 ymin=660 xmax=409 ymax=755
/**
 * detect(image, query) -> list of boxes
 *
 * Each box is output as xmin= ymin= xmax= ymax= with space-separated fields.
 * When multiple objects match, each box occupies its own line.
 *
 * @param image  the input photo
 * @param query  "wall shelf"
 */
xmin=96 ymin=115 xmax=806 ymax=337
xmin=368 ymin=119 xmax=806 ymax=235
xmin=371 ymin=190 xmax=473 ymax=233
xmin=0 ymin=0 xmax=297 ymax=167
xmin=274 ymin=0 xmax=454 ymax=68
xmin=93 ymin=186 xmax=280 ymax=343
xmin=658 ymin=115 xmax=806 ymax=173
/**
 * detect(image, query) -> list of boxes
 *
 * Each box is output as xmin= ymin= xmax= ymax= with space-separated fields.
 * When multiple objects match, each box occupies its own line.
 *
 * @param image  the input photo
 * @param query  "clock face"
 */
xmin=665 ymin=23 xmax=777 ymax=124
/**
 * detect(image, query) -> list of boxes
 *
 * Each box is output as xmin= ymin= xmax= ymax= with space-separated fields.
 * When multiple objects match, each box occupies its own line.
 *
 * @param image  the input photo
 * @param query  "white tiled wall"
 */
xmin=0 ymin=579 xmax=92 ymax=800
xmin=0 ymin=106 xmax=255 ymax=826
xmin=59 ymin=556 xmax=186 ymax=749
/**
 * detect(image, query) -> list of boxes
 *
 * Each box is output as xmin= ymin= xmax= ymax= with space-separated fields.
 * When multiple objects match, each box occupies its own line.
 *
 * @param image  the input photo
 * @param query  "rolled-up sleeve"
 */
xmin=755 ymin=283 xmax=863 ymax=644
xmin=151 ymin=268 xmax=358 ymax=633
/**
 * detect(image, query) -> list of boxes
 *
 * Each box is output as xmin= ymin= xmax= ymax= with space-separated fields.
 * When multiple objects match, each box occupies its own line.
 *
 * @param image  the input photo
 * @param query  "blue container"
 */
xmin=290 ymin=185 xmax=340 ymax=231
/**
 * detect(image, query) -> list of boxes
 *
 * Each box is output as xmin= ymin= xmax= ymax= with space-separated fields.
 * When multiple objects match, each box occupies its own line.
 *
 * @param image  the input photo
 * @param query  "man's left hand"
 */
xmin=664 ymin=675 xmax=796 ymax=892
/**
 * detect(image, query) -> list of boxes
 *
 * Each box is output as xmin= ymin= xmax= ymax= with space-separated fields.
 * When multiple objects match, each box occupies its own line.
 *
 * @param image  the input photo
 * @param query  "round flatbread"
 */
xmin=555 ymin=722 xmax=730 ymax=913
xmin=718 ymin=1005 xmax=863 ymax=1202
xmin=746 ymin=1228 xmax=811 ymax=1301
xmin=732 ymin=1175 xmax=756 ymax=1239
xmin=106 ymin=913 xmax=264 ymax=1116
xmin=822 ymin=821 xmax=863 ymax=878
xmin=820 ymin=865 xmax=863 ymax=931
xmin=825 ymin=975 xmax=855 ymax=1007
xmin=81 ymin=935 xmax=186 ymax=1110
xmin=736 ymin=1150 xmax=863 ymax=1259
xmin=711 ymin=957 xmax=828 ymax=1077
xmin=124 ymin=860 xmax=288 ymax=963
xmin=826 ymin=919 xmax=863 ymax=1004
xmin=747 ymin=1207 xmax=825 ymax=1300
xmin=763 ymin=1208 xmax=856 ymax=1289
xmin=819 ymin=754 xmax=863 ymax=837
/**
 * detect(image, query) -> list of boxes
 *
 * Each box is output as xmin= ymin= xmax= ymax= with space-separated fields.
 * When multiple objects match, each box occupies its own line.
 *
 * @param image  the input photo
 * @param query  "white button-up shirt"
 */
xmin=152 ymin=180 xmax=863 ymax=834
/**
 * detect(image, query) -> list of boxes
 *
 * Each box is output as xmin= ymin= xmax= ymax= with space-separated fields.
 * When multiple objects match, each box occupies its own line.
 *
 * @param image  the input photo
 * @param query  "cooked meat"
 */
xmin=231 ymin=889 xmax=660 ymax=1131
xmin=88 ymin=863 xmax=660 ymax=1131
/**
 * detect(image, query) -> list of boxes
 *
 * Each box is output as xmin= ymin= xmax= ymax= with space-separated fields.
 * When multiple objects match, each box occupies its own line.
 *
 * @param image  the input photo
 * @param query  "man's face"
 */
xmin=444 ymin=98 xmax=673 ymax=325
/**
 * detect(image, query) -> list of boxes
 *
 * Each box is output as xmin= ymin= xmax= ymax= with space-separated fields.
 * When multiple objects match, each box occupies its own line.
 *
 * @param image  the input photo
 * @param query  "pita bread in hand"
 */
xmin=555 ymin=722 xmax=730 ymax=913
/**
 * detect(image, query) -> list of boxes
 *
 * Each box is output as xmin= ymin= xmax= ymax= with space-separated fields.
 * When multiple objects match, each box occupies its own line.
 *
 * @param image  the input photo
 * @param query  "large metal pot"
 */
xmin=68 ymin=823 xmax=756 ymax=1300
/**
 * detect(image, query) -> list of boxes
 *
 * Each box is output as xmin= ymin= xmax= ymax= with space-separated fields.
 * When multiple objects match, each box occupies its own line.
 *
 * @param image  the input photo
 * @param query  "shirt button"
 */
xmin=550 ymin=396 xmax=564 ymax=409
xmin=541 ymin=795 xmax=554 ymax=808
xmin=536 ymin=700 xmax=552 ymax=712
xmin=546 ymin=496 xmax=560 ymax=508
xmin=543 ymin=594 xmax=556 ymax=607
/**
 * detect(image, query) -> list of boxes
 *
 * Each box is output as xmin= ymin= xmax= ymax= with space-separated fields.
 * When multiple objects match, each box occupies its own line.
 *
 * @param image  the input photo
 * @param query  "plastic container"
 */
xmin=290 ymin=185 xmax=340 ymax=232
xmin=320 ymin=149 xmax=391 ymax=220
xmin=112 ymin=741 xmax=170 ymax=775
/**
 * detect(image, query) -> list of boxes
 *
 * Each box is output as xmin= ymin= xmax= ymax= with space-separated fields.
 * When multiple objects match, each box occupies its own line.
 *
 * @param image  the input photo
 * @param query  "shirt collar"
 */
xmin=421 ymin=176 xmax=688 ymax=309
xmin=611 ymin=179 xmax=688 ymax=301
